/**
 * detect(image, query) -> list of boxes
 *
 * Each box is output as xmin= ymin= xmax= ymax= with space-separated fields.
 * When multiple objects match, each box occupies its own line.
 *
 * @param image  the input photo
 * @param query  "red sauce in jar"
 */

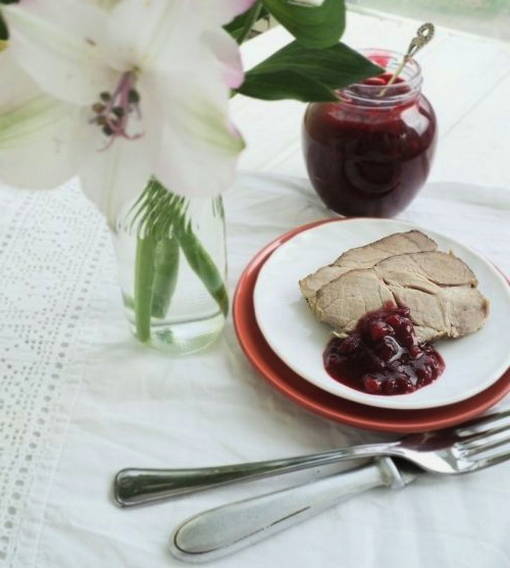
xmin=303 ymin=55 xmax=437 ymax=218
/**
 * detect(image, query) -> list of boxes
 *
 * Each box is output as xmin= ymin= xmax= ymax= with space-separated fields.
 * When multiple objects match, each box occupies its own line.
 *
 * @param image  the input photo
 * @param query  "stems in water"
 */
xmin=127 ymin=177 xmax=228 ymax=344
xmin=134 ymin=234 xmax=156 ymax=342
xmin=175 ymin=216 xmax=229 ymax=317
xmin=150 ymin=235 xmax=180 ymax=319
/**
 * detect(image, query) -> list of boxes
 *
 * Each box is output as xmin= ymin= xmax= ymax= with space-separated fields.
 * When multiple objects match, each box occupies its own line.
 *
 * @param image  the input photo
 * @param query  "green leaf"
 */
xmin=263 ymin=0 xmax=345 ymax=48
xmin=237 ymin=40 xmax=383 ymax=102
xmin=239 ymin=68 xmax=336 ymax=101
xmin=225 ymin=1 xmax=265 ymax=44
xmin=0 ymin=14 xmax=8 ymax=41
xmin=258 ymin=6 xmax=271 ymax=21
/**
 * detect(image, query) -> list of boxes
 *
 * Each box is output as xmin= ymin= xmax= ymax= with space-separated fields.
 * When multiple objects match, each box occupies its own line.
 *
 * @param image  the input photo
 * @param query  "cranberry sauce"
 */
xmin=303 ymin=63 xmax=437 ymax=218
xmin=323 ymin=304 xmax=444 ymax=396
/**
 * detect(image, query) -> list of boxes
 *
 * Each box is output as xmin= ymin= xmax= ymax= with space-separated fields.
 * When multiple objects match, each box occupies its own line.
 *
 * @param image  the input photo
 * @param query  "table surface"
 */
xmin=1 ymin=9 xmax=510 ymax=568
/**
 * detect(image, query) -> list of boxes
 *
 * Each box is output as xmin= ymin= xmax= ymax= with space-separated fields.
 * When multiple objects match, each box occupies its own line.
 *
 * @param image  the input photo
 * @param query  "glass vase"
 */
xmin=112 ymin=179 xmax=228 ymax=355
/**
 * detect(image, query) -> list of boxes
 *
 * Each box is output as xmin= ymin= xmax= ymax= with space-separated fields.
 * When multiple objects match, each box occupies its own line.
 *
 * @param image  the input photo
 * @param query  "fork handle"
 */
xmin=170 ymin=458 xmax=402 ymax=563
xmin=114 ymin=443 xmax=395 ymax=506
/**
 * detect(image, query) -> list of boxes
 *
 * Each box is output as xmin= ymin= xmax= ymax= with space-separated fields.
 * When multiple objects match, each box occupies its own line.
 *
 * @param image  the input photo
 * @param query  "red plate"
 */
xmin=233 ymin=218 xmax=510 ymax=433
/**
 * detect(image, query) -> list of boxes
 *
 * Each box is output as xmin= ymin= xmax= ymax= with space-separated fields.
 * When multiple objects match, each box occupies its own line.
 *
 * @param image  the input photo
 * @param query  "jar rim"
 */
xmin=339 ymin=48 xmax=423 ymax=107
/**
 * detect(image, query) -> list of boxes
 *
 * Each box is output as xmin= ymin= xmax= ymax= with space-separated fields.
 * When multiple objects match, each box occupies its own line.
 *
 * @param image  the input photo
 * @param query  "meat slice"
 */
xmin=314 ymin=251 xmax=489 ymax=343
xmin=299 ymin=230 xmax=438 ymax=308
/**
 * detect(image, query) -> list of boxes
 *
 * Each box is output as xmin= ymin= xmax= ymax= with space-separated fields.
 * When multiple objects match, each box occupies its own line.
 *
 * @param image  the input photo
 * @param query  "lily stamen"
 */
xmin=91 ymin=71 xmax=143 ymax=143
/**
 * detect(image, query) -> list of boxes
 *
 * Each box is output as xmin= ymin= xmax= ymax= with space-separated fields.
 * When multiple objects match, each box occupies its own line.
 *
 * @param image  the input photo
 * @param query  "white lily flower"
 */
xmin=0 ymin=50 xmax=89 ymax=190
xmin=1 ymin=0 xmax=255 ymax=224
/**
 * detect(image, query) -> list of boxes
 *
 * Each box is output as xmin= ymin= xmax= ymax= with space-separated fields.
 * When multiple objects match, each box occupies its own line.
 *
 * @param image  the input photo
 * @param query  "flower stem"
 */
xmin=150 ymin=235 xmax=180 ymax=319
xmin=134 ymin=235 xmax=156 ymax=342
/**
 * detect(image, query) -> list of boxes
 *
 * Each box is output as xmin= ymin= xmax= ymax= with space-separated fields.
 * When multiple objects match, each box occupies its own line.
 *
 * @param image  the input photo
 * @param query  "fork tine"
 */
xmin=455 ymin=408 xmax=510 ymax=437
xmin=462 ymin=431 xmax=510 ymax=457
xmin=470 ymin=447 xmax=510 ymax=472
xmin=458 ymin=421 xmax=510 ymax=450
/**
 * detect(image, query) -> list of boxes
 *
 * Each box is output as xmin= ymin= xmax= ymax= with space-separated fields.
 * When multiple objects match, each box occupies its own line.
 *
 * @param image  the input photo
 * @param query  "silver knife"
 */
xmin=170 ymin=457 xmax=418 ymax=563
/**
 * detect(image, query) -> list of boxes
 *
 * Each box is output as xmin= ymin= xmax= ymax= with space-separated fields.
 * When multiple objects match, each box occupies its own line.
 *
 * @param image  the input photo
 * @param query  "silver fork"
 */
xmin=170 ymin=414 xmax=510 ymax=563
xmin=169 ymin=420 xmax=510 ymax=564
xmin=114 ymin=408 xmax=510 ymax=507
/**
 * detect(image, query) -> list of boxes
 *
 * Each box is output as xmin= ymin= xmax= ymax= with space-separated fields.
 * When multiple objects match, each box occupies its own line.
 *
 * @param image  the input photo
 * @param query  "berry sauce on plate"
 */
xmin=323 ymin=304 xmax=445 ymax=395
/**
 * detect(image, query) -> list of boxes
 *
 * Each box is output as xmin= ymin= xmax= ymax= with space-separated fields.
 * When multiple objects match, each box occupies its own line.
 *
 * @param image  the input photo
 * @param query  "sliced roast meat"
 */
xmin=299 ymin=230 xmax=438 ymax=309
xmin=313 ymin=251 xmax=489 ymax=343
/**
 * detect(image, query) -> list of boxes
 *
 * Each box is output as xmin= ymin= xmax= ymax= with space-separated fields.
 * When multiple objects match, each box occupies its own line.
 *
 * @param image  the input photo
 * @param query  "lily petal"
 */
xmin=89 ymin=0 xmax=120 ymax=9
xmin=78 ymin=102 xmax=160 ymax=226
xmin=108 ymin=0 xmax=202 ymax=70
xmin=204 ymin=29 xmax=245 ymax=89
xmin=0 ymin=52 xmax=92 ymax=188
xmin=79 ymin=139 xmax=153 ymax=228
xmin=3 ymin=0 xmax=115 ymax=105
xmin=108 ymin=0 xmax=253 ymax=72
xmin=143 ymin=67 xmax=244 ymax=198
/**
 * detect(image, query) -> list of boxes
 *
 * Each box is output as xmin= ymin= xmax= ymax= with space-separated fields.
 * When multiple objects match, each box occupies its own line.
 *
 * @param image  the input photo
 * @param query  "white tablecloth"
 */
xmin=2 ymin=10 xmax=510 ymax=568
xmin=1 ymin=173 xmax=509 ymax=568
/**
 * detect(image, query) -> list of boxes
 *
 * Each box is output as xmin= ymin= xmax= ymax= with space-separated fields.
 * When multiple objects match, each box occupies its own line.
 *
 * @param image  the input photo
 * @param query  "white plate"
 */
xmin=254 ymin=218 xmax=510 ymax=410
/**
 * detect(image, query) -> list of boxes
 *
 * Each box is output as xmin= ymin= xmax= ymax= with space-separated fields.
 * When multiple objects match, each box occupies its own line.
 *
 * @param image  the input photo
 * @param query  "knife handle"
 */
xmin=114 ymin=443 xmax=395 ymax=507
xmin=170 ymin=458 xmax=403 ymax=564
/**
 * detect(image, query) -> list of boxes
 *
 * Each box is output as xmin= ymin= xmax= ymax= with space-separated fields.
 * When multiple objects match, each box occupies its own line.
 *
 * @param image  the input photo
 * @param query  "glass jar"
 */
xmin=112 ymin=179 xmax=228 ymax=355
xmin=303 ymin=49 xmax=437 ymax=218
